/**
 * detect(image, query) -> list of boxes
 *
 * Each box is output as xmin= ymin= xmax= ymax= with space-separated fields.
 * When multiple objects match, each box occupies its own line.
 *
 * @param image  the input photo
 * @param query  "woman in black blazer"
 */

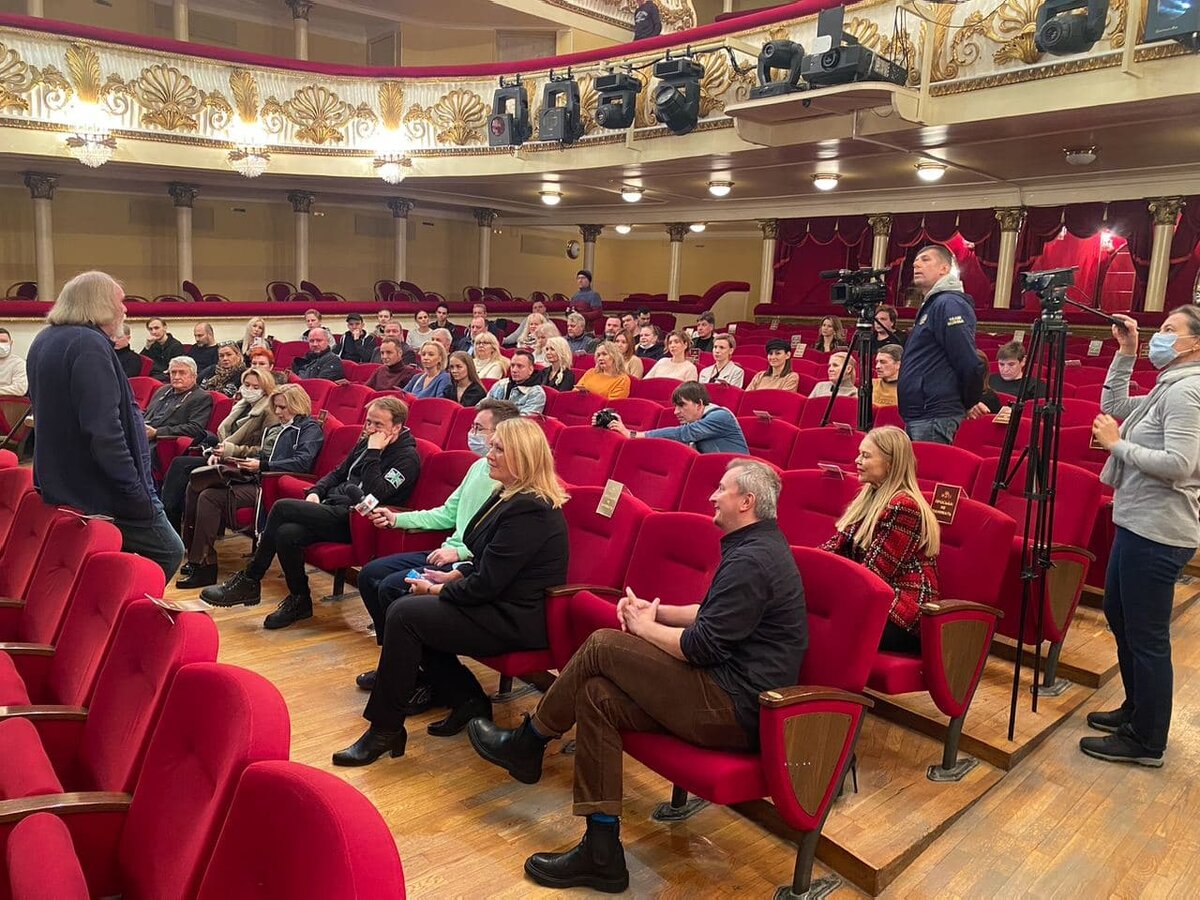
xmin=335 ymin=416 xmax=570 ymax=766
xmin=443 ymin=350 xmax=487 ymax=407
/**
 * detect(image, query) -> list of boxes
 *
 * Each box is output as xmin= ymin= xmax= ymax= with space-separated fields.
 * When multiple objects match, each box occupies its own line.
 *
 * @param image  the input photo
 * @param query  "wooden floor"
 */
xmin=187 ymin=536 xmax=1200 ymax=898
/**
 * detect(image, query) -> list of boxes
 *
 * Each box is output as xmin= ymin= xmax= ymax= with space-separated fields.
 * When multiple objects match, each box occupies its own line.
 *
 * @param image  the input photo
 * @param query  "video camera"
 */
xmin=820 ymin=267 xmax=890 ymax=314
xmin=1019 ymin=267 xmax=1076 ymax=294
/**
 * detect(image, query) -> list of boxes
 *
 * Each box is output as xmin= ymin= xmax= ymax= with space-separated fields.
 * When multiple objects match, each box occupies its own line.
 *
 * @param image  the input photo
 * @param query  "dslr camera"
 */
xmin=593 ymin=408 xmax=620 ymax=429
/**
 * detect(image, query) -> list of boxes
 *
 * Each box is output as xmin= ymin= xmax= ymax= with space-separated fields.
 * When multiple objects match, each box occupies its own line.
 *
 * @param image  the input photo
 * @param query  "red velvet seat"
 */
xmin=1 ymin=661 xmax=291 ymax=899
xmin=0 ymin=450 xmax=15 ymax=469
xmin=1058 ymin=425 xmax=1115 ymax=590
xmin=372 ymin=450 xmax=479 ymax=557
xmin=296 ymin=378 xmax=334 ymax=414
xmin=911 ymin=441 xmax=982 ymax=492
xmin=737 ymin=389 xmax=805 ymax=424
xmin=873 ymin=405 xmax=905 ymax=429
xmin=610 ymin=438 xmax=695 ymax=510
xmin=262 ymin=423 xmax=360 ymax=511
xmin=323 ymin=383 xmax=374 ymax=425
xmin=532 ymin=414 xmax=567 ymax=449
xmin=0 ymin=600 xmax=219 ymax=804
xmin=544 ymin=390 xmax=605 ymax=427
xmin=444 ymin=404 xmax=477 ymax=452
xmin=154 ymin=392 xmax=234 ymax=476
xmin=798 ymin=394 xmax=856 ymax=429
xmin=1059 ymin=397 xmax=1102 ymax=427
xmin=953 ymin=409 xmax=1031 ymax=457
xmin=627 ymin=378 xmax=680 ymax=404
xmin=609 ymin=398 xmax=664 ymax=432
xmin=786 ymin=425 xmax=861 ymax=473
xmin=677 ymin=453 xmax=775 ymax=515
xmin=0 ymin=494 xmax=65 ymax=602
xmin=0 ymin=467 xmax=34 ymax=556
xmin=341 ymin=361 xmax=379 ymax=384
xmin=195 ymin=761 xmax=406 ymax=900
xmin=127 ymin=376 xmax=160 ymax=410
xmin=407 ymin=397 xmax=459 ymax=446
xmin=737 ymin=416 xmax=799 ymax=469
xmin=703 ymin=382 xmax=743 ymax=411
xmin=776 ymin=468 xmax=861 ymax=547
xmin=552 ymin=426 xmax=623 ymax=487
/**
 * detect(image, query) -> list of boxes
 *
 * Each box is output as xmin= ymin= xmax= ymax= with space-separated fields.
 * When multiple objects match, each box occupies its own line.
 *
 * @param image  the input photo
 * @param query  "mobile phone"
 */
xmin=405 ymin=568 xmax=424 ymax=581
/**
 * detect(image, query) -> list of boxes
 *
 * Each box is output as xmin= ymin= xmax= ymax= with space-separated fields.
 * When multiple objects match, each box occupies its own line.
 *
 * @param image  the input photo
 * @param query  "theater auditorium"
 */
xmin=0 ymin=0 xmax=1198 ymax=895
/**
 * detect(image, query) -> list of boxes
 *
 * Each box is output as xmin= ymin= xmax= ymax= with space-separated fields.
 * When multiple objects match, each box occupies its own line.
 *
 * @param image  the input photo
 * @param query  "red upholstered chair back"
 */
xmin=117 ymin=663 xmax=290 ymax=900
xmin=324 ymin=383 xmax=374 ymax=426
xmin=776 ymin=469 xmax=861 ymax=548
xmin=798 ymin=395 xmax=856 ymax=429
xmin=533 ymin=414 xmax=566 ymax=449
xmin=374 ymin=280 xmax=398 ymax=302
xmin=406 ymin=397 xmax=459 ymax=446
xmin=42 ymin=553 xmax=166 ymax=708
xmin=312 ymin=425 xmax=363 ymax=480
xmin=399 ymin=450 xmax=477 ymax=512
xmin=296 ymin=379 xmax=334 ymax=415
xmin=952 ymin=410 xmax=1031 ymax=457
xmin=197 ymin=761 xmax=406 ymax=900
xmin=786 ymin=426 xmax=860 ymax=472
xmin=930 ymin=493 xmax=1016 ymax=608
xmin=971 ymin=456 xmax=1101 ymax=548
xmin=0 ymin=494 xmax=67 ymax=599
xmin=703 ymin=382 xmax=743 ymax=411
xmin=0 ymin=449 xmax=17 ymax=468
xmin=627 ymin=377 xmax=679 ymax=404
xmin=414 ymin=437 xmax=441 ymax=464
xmin=738 ymin=389 xmax=805 ymax=424
xmin=1057 ymin=425 xmax=1109 ymax=479
xmin=737 ymin=417 xmax=799 ymax=469
xmin=677 ymin=453 xmax=773 ymax=516
xmin=561 ymin=486 xmax=651 ymax=586
xmin=545 ymin=390 xmax=605 ymax=427
xmin=343 ymin=362 xmax=380 ymax=384
xmin=74 ymin=601 xmax=220 ymax=795
xmin=445 ymin=405 xmax=477 ymax=451
xmin=266 ymin=281 xmax=295 ymax=303
xmin=908 ymin=441 xmax=983 ymax=493
xmin=625 ymin=512 xmax=721 ymax=604
xmin=16 ymin=514 xmax=123 ymax=644
xmin=274 ymin=340 xmax=310 ymax=370
xmin=553 ymin=426 xmax=623 ymax=487
xmin=792 ymin=547 xmax=891 ymax=692
xmin=1062 ymin=365 xmax=1108 ymax=386
xmin=206 ymin=393 xmax=234 ymax=432
xmin=609 ymin=398 xmax=664 ymax=432
xmin=0 ymin=465 xmax=34 ymax=554
xmin=611 ymin=438 xmax=696 ymax=510
xmin=1059 ymin=397 xmax=1102 ymax=427
xmin=128 ymin=376 xmax=161 ymax=410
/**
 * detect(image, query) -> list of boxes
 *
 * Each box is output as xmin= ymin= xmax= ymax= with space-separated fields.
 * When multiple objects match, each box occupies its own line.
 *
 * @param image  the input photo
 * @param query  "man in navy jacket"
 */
xmin=26 ymin=270 xmax=185 ymax=579
xmin=896 ymin=245 xmax=984 ymax=444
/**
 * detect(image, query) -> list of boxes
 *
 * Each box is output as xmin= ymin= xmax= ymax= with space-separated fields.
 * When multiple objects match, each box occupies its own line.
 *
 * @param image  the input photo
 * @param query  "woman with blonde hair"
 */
xmin=808 ymin=351 xmax=858 ymax=399
xmin=821 ymin=426 xmax=941 ymax=652
xmin=575 ymin=341 xmax=631 ymax=400
xmin=542 ymin=335 xmax=576 ymax=391
xmin=335 ymin=416 xmax=570 ymax=766
xmin=645 ymin=329 xmax=699 ymax=381
xmin=404 ymin=339 xmax=451 ymax=398
xmin=473 ymin=331 xmax=509 ymax=380
xmin=532 ymin=321 xmax=560 ymax=365
xmin=241 ymin=316 xmax=273 ymax=356
xmin=614 ymin=330 xmax=643 ymax=379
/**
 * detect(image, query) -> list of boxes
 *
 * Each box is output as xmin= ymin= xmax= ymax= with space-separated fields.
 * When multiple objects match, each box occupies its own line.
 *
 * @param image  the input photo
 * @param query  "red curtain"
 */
xmin=883 ymin=209 xmax=1001 ymax=307
xmin=771 ymin=215 xmax=872 ymax=311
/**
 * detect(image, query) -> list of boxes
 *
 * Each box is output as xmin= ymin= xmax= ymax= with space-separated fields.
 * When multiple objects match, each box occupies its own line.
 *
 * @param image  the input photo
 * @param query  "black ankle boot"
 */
xmin=201 ymin=571 xmax=261 ymax=607
xmin=263 ymin=594 xmax=313 ymax=630
xmin=178 ymin=562 xmax=194 ymax=578
xmin=525 ymin=817 xmax=629 ymax=893
xmin=332 ymin=725 xmax=408 ymax=767
xmin=176 ymin=563 xmax=219 ymax=590
xmin=467 ymin=713 xmax=549 ymax=784
xmin=428 ymin=694 xmax=492 ymax=737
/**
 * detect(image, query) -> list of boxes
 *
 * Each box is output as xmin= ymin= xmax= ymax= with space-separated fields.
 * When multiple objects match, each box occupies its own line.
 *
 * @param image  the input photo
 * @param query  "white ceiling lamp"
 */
xmin=373 ymin=153 xmax=411 ymax=185
xmin=539 ymin=188 xmax=563 ymax=206
xmin=620 ymin=186 xmax=644 ymax=203
xmin=614 ymin=224 xmax=632 ymax=234
xmin=707 ymin=179 xmax=733 ymax=197
xmin=1063 ymin=146 xmax=1098 ymax=166
xmin=811 ymin=173 xmax=840 ymax=191
xmin=227 ymin=120 xmax=270 ymax=179
xmin=65 ymin=101 xmax=116 ymax=169
xmin=689 ymin=222 xmax=706 ymax=233
xmin=915 ymin=162 xmax=947 ymax=183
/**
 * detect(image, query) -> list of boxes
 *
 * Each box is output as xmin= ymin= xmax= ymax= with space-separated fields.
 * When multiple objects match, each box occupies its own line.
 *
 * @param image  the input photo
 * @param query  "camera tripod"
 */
xmin=819 ymin=304 xmax=900 ymax=433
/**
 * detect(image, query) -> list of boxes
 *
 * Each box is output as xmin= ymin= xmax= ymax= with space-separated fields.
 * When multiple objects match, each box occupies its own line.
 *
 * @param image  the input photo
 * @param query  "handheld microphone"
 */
xmin=344 ymin=484 xmax=379 ymax=516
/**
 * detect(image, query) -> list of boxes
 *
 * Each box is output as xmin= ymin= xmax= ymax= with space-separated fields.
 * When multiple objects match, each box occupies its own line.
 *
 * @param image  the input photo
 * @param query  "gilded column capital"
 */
xmin=473 ymin=208 xmax=499 ymax=228
xmin=1148 ymin=197 xmax=1186 ymax=227
xmin=993 ymin=206 xmax=1026 ymax=232
xmin=667 ymin=223 xmax=689 ymax=243
xmin=284 ymin=0 xmax=314 ymax=20
xmin=168 ymin=183 xmax=199 ymax=208
xmin=387 ymin=198 xmax=415 ymax=219
xmin=867 ymin=214 xmax=893 ymax=237
xmin=757 ymin=218 xmax=779 ymax=240
xmin=287 ymin=190 xmax=315 ymax=214
xmin=579 ymin=224 xmax=604 ymax=243
xmin=23 ymin=172 xmax=57 ymax=200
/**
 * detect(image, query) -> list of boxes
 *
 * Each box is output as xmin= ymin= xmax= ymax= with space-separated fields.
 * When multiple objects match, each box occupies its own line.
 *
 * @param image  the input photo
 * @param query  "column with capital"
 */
xmin=285 ymin=0 xmax=313 ymax=61
xmin=173 ymin=0 xmax=189 ymax=39
xmin=387 ymin=198 xmax=414 ymax=283
xmin=867 ymin=214 xmax=892 ymax=271
xmin=992 ymin=207 xmax=1026 ymax=310
xmin=23 ymin=173 xmax=56 ymax=301
xmin=288 ymin=191 xmax=315 ymax=285
xmin=27 ymin=0 xmax=44 ymax=16
xmin=666 ymin=223 xmax=689 ymax=302
xmin=1145 ymin=197 xmax=1186 ymax=313
xmin=169 ymin=183 xmax=198 ymax=287
xmin=579 ymin=224 xmax=602 ymax=278
xmin=474 ymin=208 xmax=498 ymax=287
xmin=757 ymin=219 xmax=778 ymax=307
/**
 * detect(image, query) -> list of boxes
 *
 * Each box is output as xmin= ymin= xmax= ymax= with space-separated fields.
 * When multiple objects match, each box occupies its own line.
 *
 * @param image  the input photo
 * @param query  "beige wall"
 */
xmin=399 ymin=24 xmax=498 ymax=66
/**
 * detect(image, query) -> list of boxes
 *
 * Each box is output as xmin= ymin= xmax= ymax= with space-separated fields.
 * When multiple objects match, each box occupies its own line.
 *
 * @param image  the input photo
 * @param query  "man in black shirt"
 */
xmin=633 ymin=0 xmax=662 ymax=40
xmin=467 ymin=459 xmax=806 ymax=892
xmin=113 ymin=323 xmax=144 ymax=378
xmin=692 ymin=312 xmax=716 ymax=352
xmin=143 ymin=317 xmax=184 ymax=381
xmin=291 ymin=327 xmax=345 ymax=381
xmin=969 ymin=339 xmax=1047 ymax=417
xmin=635 ymin=324 xmax=665 ymax=361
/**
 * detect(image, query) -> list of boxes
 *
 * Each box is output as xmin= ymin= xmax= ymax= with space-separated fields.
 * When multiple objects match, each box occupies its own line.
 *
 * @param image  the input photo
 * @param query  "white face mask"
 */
xmin=0 ymin=342 xmax=10 ymax=358
xmin=240 ymin=387 xmax=264 ymax=403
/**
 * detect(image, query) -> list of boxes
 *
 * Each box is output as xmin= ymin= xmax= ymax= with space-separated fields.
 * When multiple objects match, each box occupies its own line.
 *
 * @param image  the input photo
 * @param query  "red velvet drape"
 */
xmin=771 ymin=216 xmax=871 ymax=311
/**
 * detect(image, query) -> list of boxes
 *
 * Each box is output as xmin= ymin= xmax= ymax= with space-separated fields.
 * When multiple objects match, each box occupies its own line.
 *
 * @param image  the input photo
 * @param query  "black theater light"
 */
xmin=1034 ymin=0 xmax=1110 ymax=55
xmin=488 ymin=79 xmax=531 ymax=148
xmin=652 ymin=57 xmax=704 ymax=135
xmin=751 ymin=40 xmax=806 ymax=98
xmin=539 ymin=74 xmax=585 ymax=145
xmin=595 ymin=71 xmax=642 ymax=130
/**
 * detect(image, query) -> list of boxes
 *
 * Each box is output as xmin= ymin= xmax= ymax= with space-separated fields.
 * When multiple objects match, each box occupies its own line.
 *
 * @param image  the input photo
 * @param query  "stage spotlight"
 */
xmin=812 ymin=173 xmax=840 ymax=191
xmin=615 ymin=224 xmax=633 ymax=234
xmin=799 ymin=6 xmax=907 ymax=88
xmin=595 ymin=71 xmax=642 ymax=130
xmin=708 ymin=180 xmax=733 ymax=197
xmin=488 ymin=78 xmax=531 ymax=148
xmin=652 ymin=57 xmax=704 ymax=135
xmin=751 ymin=40 xmax=806 ymax=98
xmin=1034 ymin=0 xmax=1109 ymax=55
xmin=621 ymin=186 xmax=644 ymax=202
xmin=539 ymin=74 xmax=585 ymax=145
xmin=1145 ymin=0 xmax=1199 ymax=46
xmin=916 ymin=162 xmax=947 ymax=182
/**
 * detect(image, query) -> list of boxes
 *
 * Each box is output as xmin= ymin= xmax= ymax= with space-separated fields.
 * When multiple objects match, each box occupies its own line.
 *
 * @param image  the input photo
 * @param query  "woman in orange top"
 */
xmin=575 ymin=341 xmax=631 ymax=400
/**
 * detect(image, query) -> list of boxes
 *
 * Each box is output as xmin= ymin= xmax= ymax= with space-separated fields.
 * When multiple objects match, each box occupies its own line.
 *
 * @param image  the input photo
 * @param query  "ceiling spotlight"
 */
xmin=916 ymin=162 xmax=947 ymax=182
xmin=812 ymin=173 xmax=840 ymax=191
xmin=538 ymin=75 xmax=584 ymax=145
xmin=488 ymin=78 xmax=532 ymax=147
xmin=1063 ymin=146 xmax=1097 ymax=166
xmin=620 ymin=186 xmax=643 ymax=202
xmin=615 ymin=224 xmax=632 ymax=234
xmin=539 ymin=189 xmax=562 ymax=206
xmin=707 ymin=180 xmax=733 ymax=197
xmin=652 ymin=57 xmax=704 ymax=135
xmin=689 ymin=222 xmax=706 ymax=233
xmin=595 ymin=72 xmax=642 ymax=130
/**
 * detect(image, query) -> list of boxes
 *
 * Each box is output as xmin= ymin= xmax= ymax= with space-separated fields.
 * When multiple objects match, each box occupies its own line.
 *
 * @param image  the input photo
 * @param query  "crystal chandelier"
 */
xmin=373 ymin=153 xmax=412 ymax=185
xmin=228 ymin=145 xmax=270 ymax=178
xmin=64 ymin=102 xmax=116 ymax=168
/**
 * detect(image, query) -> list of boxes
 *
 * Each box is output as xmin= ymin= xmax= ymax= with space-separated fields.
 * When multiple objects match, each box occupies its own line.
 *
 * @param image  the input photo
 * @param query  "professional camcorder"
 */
xmin=820 ymin=267 xmax=890 ymax=314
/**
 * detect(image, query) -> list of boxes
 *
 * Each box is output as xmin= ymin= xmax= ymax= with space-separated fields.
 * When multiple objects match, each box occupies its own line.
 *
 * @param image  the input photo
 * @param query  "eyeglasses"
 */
xmin=468 ymin=424 xmax=492 ymax=435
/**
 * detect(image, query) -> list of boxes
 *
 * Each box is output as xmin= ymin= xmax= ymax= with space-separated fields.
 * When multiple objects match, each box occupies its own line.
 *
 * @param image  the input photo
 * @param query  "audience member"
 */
xmin=636 ymin=308 xmax=652 ymax=328
xmin=542 ymin=337 xmax=576 ymax=392
xmin=970 ymin=340 xmax=1046 ymax=417
xmin=614 ymin=331 xmax=643 ymax=379
xmin=371 ymin=322 xmax=413 ymax=364
xmin=143 ymin=317 xmax=184 ymax=381
xmin=632 ymin=0 xmax=662 ymax=39
xmin=565 ymin=313 xmax=598 ymax=355
xmin=408 ymin=310 xmax=436 ymax=350
xmin=699 ymin=334 xmax=744 ymax=388
xmin=576 ymin=342 xmax=631 ymax=400
xmin=645 ymin=330 xmax=699 ymax=381
xmin=471 ymin=302 xmax=502 ymax=337
xmin=486 ymin=350 xmax=546 ymax=415
xmin=431 ymin=328 xmax=454 ymax=358
xmin=809 ymin=351 xmax=858 ymax=399
xmin=144 ymin=357 xmax=213 ymax=451
xmin=334 ymin=417 xmax=569 ymax=766
xmin=404 ymin=341 xmax=451 ymax=399
xmin=814 ymin=315 xmax=847 ymax=353
xmin=339 ymin=313 xmax=378 ymax=363
xmin=455 ymin=316 xmax=490 ymax=354
xmin=872 ymin=344 xmax=903 ymax=408
xmin=375 ymin=308 xmax=393 ymax=338
xmin=602 ymin=316 xmax=623 ymax=343
xmin=301 ymin=308 xmax=332 ymax=342
xmin=434 ymin=304 xmax=461 ymax=339
xmin=354 ymin=399 xmax=520 ymax=692
xmin=967 ymin=350 xmax=1002 ymax=420
xmin=505 ymin=300 xmax=549 ymax=347
xmin=0 ymin=328 xmax=28 ymax=397
xmin=202 ymin=397 xmax=421 ymax=628
xmin=692 ymin=312 xmax=717 ymax=352
xmin=873 ymin=305 xmax=905 ymax=347
xmin=745 ymin=340 xmax=799 ymax=392
xmin=473 ymin=332 xmax=509 ymax=380
xmin=241 ymin=316 xmax=274 ymax=357
xmin=113 ymin=323 xmax=144 ymax=378
xmin=291 ymin=327 xmax=345 ymax=381
xmin=620 ymin=313 xmax=638 ymax=342
xmin=200 ymin=342 xmax=247 ymax=397
xmin=444 ymin=351 xmax=486 ymax=407
xmin=248 ymin=346 xmax=277 ymax=378
xmin=366 ymin=338 xmax=420 ymax=391
xmin=606 ymin=381 xmax=747 ymax=453
xmin=28 ymin=271 xmax=184 ymax=578
xmin=466 ymin=458 xmax=804 ymax=891
xmin=187 ymin=322 xmax=218 ymax=374
xmin=571 ymin=270 xmax=602 ymax=310
xmin=636 ymin=324 xmax=664 ymax=361
xmin=897 ymin=244 xmax=983 ymax=444
xmin=527 ymin=319 xmax=554 ymax=360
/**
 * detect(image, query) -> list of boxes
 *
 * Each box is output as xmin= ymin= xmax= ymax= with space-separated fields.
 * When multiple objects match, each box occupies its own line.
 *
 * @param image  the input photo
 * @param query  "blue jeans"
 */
xmin=1104 ymin=526 xmax=1196 ymax=751
xmin=359 ymin=551 xmax=453 ymax=644
xmin=905 ymin=415 xmax=963 ymax=445
xmin=115 ymin=500 xmax=186 ymax=582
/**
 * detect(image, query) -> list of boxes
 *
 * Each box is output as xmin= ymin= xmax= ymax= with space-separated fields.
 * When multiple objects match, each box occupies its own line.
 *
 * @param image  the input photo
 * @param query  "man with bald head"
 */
xmin=292 ymin=326 xmax=345 ymax=380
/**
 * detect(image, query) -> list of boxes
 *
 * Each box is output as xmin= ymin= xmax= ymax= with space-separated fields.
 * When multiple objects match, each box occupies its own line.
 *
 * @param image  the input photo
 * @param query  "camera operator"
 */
xmin=599 ymin=382 xmax=748 ymax=454
xmin=896 ymin=245 xmax=983 ymax=444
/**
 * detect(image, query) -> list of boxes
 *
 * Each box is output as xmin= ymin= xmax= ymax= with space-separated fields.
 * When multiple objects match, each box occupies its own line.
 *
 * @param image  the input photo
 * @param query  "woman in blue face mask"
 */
xmin=1081 ymin=308 xmax=1200 ymax=768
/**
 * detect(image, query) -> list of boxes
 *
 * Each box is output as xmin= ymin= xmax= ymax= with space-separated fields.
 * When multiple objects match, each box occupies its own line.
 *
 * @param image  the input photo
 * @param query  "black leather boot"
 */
xmin=263 ymin=594 xmax=313 ymax=629
xmin=467 ymin=713 xmax=549 ymax=784
xmin=176 ymin=563 xmax=219 ymax=590
xmin=524 ymin=817 xmax=629 ymax=893
xmin=355 ymin=670 xmax=377 ymax=691
xmin=428 ymin=694 xmax=492 ymax=737
xmin=200 ymin=571 xmax=261 ymax=607
xmin=331 ymin=725 xmax=408 ymax=767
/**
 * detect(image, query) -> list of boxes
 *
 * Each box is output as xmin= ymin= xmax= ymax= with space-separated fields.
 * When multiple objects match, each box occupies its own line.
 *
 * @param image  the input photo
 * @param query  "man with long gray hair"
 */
xmin=26 ymin=270 xmax=185 ymax=579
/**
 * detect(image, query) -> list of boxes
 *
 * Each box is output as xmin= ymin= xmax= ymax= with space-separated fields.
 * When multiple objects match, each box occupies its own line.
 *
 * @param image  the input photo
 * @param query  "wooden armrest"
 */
xmin=0 ymin=642 xmax=54 ymax=656
xmin=759 ymin=686 xmax=874 ymax=709
xmin=1050 ymin=543 xmax=1097 ymax=562
xmin=545 ymin=584 xmax=623 ymax=598
xmin=920 ymin=599 xmax=1004 ymax=619
xmin=0 ymin=598 xmax=25 ymax=609
xmin=0 ymin=705 xmax=87 ymax=722
xmin=0 ymin=791 xmax=131 ymax=825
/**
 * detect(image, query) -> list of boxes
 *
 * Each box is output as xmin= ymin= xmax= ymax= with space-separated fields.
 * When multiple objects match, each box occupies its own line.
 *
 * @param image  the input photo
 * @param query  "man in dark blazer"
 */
xmin=291 ymin=327 xmax=345 ymax=381
xmin=144 ymin=356 xmax=213 ymax=446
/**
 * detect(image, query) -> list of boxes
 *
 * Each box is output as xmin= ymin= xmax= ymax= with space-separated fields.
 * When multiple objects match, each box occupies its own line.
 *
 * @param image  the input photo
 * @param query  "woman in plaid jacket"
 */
xmin=821 ymin=426 xmax=941 ymax=652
